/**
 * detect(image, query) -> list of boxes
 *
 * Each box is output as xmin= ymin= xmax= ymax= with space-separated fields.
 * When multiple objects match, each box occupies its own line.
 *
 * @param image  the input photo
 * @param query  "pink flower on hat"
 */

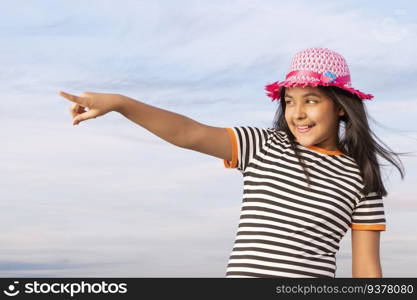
xmin=264 ymin=48 xmax=374 ymax=101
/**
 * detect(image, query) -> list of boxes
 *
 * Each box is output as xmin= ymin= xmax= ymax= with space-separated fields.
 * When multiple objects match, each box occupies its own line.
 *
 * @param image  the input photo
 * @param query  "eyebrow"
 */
xmin=285 ymin=92 xmax=322 ymax=98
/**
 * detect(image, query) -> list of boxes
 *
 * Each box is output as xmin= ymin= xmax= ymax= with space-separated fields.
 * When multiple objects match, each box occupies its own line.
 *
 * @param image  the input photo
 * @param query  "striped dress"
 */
xmin=223 ymin=127 xmax=386 ymax=278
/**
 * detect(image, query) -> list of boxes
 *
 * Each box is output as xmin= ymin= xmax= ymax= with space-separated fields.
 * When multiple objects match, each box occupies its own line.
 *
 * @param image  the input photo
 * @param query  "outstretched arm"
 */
xmin=117 ymin=95 xmax=231 ymax=160
xmin=116 ymin=94 xmax=199 ymax=148
xmin=351 ymin=229 xmax=382 ymax=277
xmin=58 ymin=91 xmax=232 ymax=160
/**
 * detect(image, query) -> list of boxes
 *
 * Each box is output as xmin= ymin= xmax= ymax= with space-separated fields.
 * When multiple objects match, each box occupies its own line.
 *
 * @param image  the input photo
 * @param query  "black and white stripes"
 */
xmin=223 ymin=126 xmax=386 ymax=278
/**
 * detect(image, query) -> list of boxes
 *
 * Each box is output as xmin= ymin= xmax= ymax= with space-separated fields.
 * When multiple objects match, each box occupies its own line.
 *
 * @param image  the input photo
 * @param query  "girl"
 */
xmin=59 ymin=47 xmax=406 ymax=278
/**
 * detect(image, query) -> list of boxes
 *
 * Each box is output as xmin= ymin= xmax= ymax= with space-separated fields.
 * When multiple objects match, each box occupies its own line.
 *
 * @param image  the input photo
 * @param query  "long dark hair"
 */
xmin=272 ymin=85 xmax=411 ymax=196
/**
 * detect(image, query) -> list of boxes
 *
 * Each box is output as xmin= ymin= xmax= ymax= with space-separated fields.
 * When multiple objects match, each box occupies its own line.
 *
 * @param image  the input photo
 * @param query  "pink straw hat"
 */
xmin=265 ymin=47 xmax=374 ymax=101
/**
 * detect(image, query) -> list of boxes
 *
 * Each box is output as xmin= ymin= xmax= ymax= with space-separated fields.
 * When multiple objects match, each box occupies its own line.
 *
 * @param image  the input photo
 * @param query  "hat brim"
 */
xmin=265 ymin=80 xmax=374 ymax=101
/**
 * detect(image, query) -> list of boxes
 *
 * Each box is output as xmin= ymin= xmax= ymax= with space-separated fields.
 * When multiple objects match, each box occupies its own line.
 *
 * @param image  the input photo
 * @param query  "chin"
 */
xmin=295 ymin=138 xmax=313 ymax=146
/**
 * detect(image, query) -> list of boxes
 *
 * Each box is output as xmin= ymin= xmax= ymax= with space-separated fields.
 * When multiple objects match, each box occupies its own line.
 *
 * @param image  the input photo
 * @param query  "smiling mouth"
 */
xmin=296 ymin=124 xmax=315 ymax=133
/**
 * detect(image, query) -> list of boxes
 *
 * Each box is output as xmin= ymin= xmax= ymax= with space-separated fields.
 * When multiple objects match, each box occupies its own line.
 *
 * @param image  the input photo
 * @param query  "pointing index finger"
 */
xmin=59 ymin=91 xmax=82 ymax=104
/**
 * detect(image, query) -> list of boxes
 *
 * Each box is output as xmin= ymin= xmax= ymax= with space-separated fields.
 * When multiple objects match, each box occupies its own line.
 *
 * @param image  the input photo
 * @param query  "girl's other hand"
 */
xmin=58 ymin=91 xmax=123 ymax=126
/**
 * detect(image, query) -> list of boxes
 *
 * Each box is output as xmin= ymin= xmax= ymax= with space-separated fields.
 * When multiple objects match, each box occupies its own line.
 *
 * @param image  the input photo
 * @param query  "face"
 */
xmin=284 ymin=86 xmax=345 ymax=151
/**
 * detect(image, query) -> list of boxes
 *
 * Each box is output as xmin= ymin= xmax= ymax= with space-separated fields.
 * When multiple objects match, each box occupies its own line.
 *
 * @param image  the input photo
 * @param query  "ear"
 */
xmin=338 ymin=107 xmax=345 ymax=117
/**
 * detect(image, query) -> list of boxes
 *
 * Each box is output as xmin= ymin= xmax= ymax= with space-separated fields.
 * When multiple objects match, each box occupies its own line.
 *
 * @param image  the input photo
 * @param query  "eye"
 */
xmin=285 ymin=99 xmax=317 ymax=104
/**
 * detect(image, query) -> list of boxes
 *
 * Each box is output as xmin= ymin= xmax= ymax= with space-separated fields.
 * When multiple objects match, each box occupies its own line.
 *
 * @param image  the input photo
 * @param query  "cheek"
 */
xmin=311 ymin=108 xmax=334 ymax=123
xmin=284 ymin=112 xmax=290 ymax=123
xmin=315 ymin=115 xmax=340 ymax=134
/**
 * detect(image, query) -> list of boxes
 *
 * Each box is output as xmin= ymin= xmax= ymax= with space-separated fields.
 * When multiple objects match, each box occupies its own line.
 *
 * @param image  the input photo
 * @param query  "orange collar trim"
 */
xmin=306 ymin=145 xmax=344 ymax=156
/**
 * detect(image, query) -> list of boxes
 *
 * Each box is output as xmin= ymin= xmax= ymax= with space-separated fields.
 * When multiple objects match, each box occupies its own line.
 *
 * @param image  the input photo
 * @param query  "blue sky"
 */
xmin=1 ymin=0 xmax=416 ymax=277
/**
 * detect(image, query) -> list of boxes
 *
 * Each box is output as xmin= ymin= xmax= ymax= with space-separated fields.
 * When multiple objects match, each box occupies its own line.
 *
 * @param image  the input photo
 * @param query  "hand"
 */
xmin=58 ymin=91 xmax=123 ymax=125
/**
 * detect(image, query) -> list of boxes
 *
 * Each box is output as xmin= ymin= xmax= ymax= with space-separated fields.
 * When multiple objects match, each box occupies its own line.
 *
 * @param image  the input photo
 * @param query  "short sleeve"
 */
xmin=350 ymin=192 xmax=386 ymax=231
xmin=223 ymin=126 xmax=271 ymax=172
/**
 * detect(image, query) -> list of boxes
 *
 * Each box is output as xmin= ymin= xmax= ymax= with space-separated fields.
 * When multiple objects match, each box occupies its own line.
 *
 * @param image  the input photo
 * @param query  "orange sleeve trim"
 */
xmin=223 ymin=128 xmax=238 ymax=169
xmin=350 ymin=224 xmax=386 ymax=231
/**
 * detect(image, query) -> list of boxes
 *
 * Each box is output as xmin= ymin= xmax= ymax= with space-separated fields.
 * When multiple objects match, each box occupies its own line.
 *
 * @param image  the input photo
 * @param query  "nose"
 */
xmin=293 ymin=103 xmax=307 ymax=120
